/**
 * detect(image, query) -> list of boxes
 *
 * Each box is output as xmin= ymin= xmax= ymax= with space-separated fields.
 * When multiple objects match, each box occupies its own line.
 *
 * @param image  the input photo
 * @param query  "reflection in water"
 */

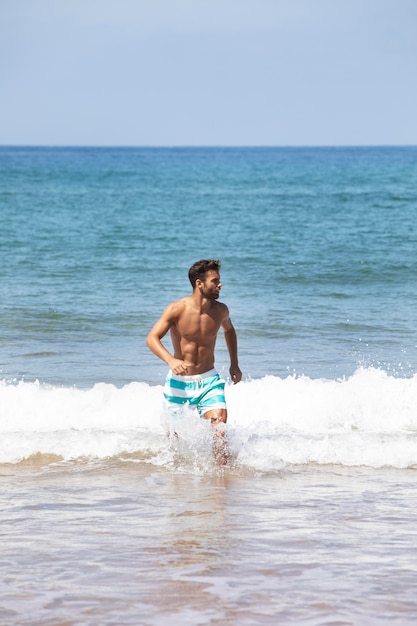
xmin=2 ymin=463 xmax=417 ymax=624
xmin=141 ymin=472 xmax=235 ymax=616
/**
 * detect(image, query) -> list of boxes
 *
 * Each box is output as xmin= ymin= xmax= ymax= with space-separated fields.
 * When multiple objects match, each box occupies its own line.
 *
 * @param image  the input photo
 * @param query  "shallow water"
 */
xmin=2 ymin=461 xmax=417 ymax=625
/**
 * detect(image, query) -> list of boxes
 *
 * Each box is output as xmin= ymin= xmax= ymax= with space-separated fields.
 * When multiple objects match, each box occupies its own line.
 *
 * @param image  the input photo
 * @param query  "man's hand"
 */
xmin=229 ymin=364 xmax=242 ymax=384
xmin=168 ymin=358 xmax=190 ymax=375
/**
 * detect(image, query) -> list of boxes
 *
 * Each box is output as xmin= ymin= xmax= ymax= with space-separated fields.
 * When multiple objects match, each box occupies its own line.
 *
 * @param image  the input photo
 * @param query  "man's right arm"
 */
xmin=146 ymin=302 xmax=190 ymax=375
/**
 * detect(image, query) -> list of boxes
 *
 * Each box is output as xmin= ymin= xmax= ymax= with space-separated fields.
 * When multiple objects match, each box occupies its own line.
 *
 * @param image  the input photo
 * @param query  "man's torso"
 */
xmin=170 ymin=297 xmax=227 ymax=375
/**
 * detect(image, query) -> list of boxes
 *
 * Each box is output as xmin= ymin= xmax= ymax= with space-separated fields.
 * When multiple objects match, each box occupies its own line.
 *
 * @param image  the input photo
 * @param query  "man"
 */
xmin=146 ymin=259 xmax=242 ymax=462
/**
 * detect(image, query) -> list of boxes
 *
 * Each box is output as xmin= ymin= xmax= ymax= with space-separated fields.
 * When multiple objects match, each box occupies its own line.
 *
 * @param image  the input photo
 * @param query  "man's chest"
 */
xmin=178 ymin=312 xmax=221 ymax=340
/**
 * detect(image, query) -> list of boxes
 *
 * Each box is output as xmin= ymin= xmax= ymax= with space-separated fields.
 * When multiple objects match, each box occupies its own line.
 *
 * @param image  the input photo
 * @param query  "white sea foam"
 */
xmin=1 ymin=368 xmax=417 ymax=469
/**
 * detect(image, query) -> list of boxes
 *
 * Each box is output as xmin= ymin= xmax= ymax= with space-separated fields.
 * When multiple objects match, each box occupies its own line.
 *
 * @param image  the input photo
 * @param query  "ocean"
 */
xmin=1 ymin=145 xmax=417 ymax=624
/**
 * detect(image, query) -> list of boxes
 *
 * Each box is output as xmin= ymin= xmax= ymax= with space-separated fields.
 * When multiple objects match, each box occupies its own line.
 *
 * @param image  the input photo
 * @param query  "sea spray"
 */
xmin=2 ymin=368 xmax=417 ymax=468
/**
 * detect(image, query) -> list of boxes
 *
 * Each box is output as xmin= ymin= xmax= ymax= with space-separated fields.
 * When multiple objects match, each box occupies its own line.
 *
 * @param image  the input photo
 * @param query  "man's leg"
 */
xmin=203 ymin=408 xmax=229 ymax=465
xmin=204 ymin=408 xmax=227 ymax=425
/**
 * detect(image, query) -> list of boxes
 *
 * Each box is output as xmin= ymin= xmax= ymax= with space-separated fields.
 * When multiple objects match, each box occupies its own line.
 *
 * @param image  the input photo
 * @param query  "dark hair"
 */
xmin=188 ymin=259 xmax=221 ymax=288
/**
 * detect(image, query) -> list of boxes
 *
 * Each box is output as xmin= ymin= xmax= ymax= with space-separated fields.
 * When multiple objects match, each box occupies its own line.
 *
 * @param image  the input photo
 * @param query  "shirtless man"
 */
xmin=146 ymin=259 xmax=242 ymax=460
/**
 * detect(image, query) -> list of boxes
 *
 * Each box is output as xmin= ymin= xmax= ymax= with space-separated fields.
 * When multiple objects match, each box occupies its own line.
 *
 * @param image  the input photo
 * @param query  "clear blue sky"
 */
xmin=1 ymin=0 xmax=416 ymax=146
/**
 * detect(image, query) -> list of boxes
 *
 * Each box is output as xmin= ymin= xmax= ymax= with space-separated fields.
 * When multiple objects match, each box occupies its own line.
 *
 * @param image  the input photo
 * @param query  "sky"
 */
xmin=1 ymin=0 xmax=417 ymax=146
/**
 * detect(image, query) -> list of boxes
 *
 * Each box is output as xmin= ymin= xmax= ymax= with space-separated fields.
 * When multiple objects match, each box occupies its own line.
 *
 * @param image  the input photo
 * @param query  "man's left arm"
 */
xmin=222 ymin=314 xmax=242 ymax=384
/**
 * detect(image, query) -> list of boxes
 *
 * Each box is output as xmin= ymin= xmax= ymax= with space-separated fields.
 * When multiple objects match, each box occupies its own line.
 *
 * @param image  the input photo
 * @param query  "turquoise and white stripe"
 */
xmin=163 ymin=369 xmax=226 ymax=417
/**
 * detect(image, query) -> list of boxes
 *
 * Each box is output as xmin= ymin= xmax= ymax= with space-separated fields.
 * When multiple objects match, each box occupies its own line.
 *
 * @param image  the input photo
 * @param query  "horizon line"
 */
xmin=1 ymin=143 xmax=417 ymax=149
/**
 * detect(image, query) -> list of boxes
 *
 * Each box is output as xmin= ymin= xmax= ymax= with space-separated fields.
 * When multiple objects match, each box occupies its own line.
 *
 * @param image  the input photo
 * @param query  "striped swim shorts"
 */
xmin=163 ymin=368 xmax=226 ymax=417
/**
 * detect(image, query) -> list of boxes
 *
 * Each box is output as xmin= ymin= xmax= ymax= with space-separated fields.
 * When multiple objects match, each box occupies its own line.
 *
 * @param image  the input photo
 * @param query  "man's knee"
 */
xmin=203 ymin=408 xmax=227 ymax=424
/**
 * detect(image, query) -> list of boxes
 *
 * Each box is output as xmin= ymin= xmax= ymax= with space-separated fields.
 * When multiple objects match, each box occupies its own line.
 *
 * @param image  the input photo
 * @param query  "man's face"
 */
xmin=199 ymin=270 xmax=221 ymax=299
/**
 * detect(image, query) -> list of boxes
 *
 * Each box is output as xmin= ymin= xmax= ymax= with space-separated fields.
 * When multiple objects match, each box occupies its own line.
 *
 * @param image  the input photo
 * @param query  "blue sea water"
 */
xmin=2 ymin=144 xmax=417 ymax=470
xmin=2 ymin=146 xmax=417 ymax=626
xmin=1 ymin=145 xmax=417 ymax=388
